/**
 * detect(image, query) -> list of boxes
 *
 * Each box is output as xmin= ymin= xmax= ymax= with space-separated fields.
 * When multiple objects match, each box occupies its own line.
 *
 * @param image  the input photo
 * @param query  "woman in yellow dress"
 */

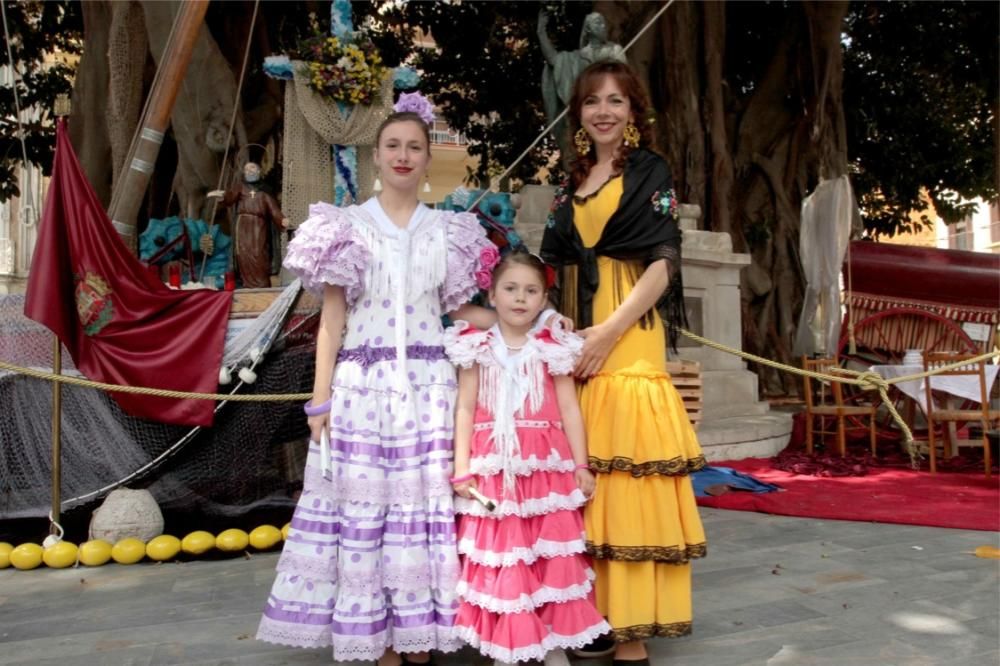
xmin=540 ymin=61 xmax=706 ymax=665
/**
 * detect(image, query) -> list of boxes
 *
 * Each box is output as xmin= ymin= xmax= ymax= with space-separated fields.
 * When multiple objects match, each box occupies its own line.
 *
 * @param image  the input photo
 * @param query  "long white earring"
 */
xmin=423 ymin=174 xmax=431 ymax=194
xmin=373 ymin=174 xmax=383 ymax=192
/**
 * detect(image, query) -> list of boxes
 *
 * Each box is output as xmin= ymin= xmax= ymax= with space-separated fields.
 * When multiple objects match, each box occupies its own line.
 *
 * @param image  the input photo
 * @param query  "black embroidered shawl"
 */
xmin=540 ymin=148 xmax=686 ymax=349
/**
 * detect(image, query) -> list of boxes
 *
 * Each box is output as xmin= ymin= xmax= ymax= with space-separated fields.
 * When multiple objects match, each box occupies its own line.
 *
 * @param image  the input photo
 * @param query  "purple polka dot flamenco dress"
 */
xmin=257 ymin=197 xmax=492 ymax=661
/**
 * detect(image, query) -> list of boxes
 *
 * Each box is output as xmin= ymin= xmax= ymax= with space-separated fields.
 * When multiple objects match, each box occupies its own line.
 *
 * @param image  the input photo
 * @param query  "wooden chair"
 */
xmin=923 ymin=352 xmax=998 ymax=477
xmin=801 ymin=357 xmax=878 ymax=456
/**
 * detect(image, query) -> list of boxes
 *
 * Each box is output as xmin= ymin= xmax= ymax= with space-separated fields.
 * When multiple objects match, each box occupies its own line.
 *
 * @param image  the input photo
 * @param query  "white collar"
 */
xmin=488 ymin=324 xmax=539 ymax=372
xmin=362 ymin=197 xmax=431 ymax=237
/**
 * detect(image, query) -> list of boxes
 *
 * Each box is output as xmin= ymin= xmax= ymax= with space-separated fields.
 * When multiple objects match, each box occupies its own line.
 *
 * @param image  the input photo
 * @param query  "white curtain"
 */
xmin=793 ymin=175 xmax=856 ymax=357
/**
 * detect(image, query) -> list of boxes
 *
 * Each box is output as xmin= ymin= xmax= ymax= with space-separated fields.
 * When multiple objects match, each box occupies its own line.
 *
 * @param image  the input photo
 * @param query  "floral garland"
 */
xmin=296 ymin=26 xmax=388 ymax=106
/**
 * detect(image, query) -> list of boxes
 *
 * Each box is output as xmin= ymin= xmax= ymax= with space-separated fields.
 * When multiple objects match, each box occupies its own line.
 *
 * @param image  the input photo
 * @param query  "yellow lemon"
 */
xmin=0 ymin=542 xmax=13 ymax=569
xmin=111 ymin=537 xmax=146 ymax=565
xmin=10 ymin=543 xmax=43 ymax=570
xmin=181 ymin=530 xmax=216 ymax=556
xmin=145 ymin=535 xmax=181 ymax=562
xmin=215 ymin=528 xmax=249 ymax=552
xmin=248 ymin=525 xmax=282 ymax=550
xmin=78 ymin=539 xmax=113 ymax=567
xmin=281 ymin=522 xmax=291 ymax=540
xmin=42 ymin=541 xmax=78 ymax=569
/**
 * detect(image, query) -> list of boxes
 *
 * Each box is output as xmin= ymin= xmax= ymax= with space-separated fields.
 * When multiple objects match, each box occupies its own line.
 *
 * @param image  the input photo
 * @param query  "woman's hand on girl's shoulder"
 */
xmin=575 ymin=468 xmax=596 ymax=499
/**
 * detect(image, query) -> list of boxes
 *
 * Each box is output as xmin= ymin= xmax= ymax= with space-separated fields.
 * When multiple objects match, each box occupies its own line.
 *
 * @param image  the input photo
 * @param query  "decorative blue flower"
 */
xmin=651 ymin=188 xmax=680 ymax=221
xmin=263 ymin=55 xmax=294 ymax=81
xmin=393 ymin=66 xmax=421 ymax=90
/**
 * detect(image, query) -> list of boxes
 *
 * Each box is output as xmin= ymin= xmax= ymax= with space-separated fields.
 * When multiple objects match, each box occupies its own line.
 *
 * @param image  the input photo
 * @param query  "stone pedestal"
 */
xmin=674 ymin=204 xmax=791 ymax=460
xmin=515 ymin=184 xmax=556 ymax=253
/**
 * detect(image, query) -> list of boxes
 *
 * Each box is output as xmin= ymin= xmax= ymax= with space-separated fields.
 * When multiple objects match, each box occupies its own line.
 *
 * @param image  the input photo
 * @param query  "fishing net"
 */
xmin=0 ymin=289 xmax=318 ymax=531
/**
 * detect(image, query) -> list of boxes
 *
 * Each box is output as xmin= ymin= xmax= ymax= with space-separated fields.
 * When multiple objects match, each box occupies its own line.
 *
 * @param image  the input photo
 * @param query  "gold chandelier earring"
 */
xmin=623 ymin=122 xmax=640 ymax=148
xmin=574 ymin=128 xmax=592 ymax=155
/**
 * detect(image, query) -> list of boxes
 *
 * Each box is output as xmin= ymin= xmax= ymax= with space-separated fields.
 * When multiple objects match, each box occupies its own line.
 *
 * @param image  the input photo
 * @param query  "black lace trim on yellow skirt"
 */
xmin=587 ymin=542 xmax=707 ymax=563
xmin=611 ymin=621 xmax=692 ymax=642
xmin=589 ymin=454 xmax=707 ymax=477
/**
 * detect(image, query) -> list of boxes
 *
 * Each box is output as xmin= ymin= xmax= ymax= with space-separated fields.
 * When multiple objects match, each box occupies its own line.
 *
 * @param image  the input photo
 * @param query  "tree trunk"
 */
xmin=600 ymin=0 xmax=851 ymax=396
xmin=70 ymin=0 xmax=113 ymax=207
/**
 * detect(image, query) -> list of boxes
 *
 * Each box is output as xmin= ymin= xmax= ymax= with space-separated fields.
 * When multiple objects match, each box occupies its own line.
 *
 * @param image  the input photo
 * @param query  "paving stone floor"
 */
xmin=0 ymin=508 xmax=997 ymax=666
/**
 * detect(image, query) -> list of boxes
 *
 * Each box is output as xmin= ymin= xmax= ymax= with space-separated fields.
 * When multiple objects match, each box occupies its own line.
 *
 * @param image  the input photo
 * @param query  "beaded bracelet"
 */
xmin=574 ymin=463 xmax=592 ymax=471
xmin=450 ymin=473 xmax=473 ymax=485
xmin=303 ymin=399 xmax=332 ymax=416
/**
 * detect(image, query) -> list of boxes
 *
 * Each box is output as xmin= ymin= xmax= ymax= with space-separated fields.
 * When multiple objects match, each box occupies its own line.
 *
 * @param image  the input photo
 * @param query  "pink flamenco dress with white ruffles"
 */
xmin=444 ymin=321 xmax=611 ymax=664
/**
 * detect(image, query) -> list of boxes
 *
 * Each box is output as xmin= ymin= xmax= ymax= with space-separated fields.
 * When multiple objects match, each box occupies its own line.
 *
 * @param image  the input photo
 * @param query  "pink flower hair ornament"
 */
xmin=393 ymin=92 xmax=436 ymax=125
xmin=474 ymin=245 xmax=501 ymax=290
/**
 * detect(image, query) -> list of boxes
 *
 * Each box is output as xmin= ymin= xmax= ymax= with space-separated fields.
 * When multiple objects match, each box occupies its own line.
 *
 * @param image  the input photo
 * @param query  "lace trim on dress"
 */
xmin=283 ymin=204 xmax=370 ymax=304
xmin=585 ymin=541 xmax=708 ymax=563
xmin=454 ymin=618 xmax=610 ymax=664
xmin=441 ymin=212 xmax=493 ymax=312
xmin=468 ymin=451 xmax=576 ymax=477
xmin=256 ymin=617 xmax=332 ymax=649
xmin=455 ymin=489 xmax=587 ymax=518
xmin=274 ymin=554 xmax=461 ymax=595
xmin=442 ymin=320 xmax=492 ymax=368
xmin=589 ymin=454 xmax=707 ymax=476
xmin=302 ymin=466 xmax=454 ymax=504
xmin=457 ymin=536 xmax=587 ymax=567
xmin=610 ymin=621 xmax=693 ymax=642
xmin=456 ymin=575 xmax=595 ymax=614
xmin=327 ymin=625 xmax=463 ymax=661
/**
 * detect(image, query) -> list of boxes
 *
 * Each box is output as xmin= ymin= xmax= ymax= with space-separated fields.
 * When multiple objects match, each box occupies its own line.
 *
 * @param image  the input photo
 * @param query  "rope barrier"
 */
xmin=0 ymin=359 xmax=311 ymax=402
xmin=4 ymin=331 xmax=995 ymax=438
xmin=677 ymin=328 xmax=999 ymax=462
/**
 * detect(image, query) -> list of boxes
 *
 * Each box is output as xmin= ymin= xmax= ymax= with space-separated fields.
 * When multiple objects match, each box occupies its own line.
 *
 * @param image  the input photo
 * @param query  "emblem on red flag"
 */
xmin=74 ymin=271 xmax=114 ymax=336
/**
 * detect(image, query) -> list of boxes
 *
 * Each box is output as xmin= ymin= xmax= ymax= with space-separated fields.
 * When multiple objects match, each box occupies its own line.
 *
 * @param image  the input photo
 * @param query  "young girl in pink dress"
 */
xmin=444 ymin=250 xmax=611 ymax=666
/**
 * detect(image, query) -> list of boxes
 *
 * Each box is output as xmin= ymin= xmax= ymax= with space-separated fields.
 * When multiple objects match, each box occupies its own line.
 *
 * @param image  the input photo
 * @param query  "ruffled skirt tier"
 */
xmin=579 ymin=361 xmax=707 ymax=642
xmin=454 ymin=421 xmax=610 ymax=662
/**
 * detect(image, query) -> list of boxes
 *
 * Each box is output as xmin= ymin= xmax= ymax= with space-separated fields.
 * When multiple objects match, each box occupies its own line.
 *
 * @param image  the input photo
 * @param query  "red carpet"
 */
xmin=697 ymin=457 xmax=1000 ymax=532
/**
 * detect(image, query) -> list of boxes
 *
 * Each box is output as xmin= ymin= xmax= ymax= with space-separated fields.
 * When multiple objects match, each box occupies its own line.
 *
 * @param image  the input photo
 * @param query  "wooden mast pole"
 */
xmin=106 ymin=0 xmax=210 ymax=252
xmin=48 ymin=95 xmax=73 ymax=541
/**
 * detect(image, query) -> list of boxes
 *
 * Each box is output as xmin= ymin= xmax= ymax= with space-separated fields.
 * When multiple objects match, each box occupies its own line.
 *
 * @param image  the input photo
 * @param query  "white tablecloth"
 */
xmin=870 ymin=363 xmax=999 ymax=413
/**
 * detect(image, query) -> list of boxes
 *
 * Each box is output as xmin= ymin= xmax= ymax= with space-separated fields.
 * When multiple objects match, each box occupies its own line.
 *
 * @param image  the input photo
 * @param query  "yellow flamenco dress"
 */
xmin=568 ymin=175 xmax=706 ymax=642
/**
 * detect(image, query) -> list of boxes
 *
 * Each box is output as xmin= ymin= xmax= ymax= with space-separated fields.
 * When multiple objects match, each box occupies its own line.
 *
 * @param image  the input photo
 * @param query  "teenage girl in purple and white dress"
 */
xmin=257 ymin=95 xmax=496 ymax=666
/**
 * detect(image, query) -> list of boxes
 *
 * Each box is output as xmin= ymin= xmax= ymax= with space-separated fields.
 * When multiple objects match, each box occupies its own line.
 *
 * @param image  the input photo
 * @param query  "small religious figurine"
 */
xmin=208 ymin=162 xmax=289 ymax=288
xmin=538 ymin=9 xmax=627 ymax=158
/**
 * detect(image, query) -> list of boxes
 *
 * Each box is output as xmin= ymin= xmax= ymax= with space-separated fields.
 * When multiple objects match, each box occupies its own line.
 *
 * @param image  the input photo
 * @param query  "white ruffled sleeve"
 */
xmin=443 ymin=320 xmax=491 ymax=369
xmin=440 ymin=211 xmax=493 ymax=312
xmin=283 ymin=202 xmax=370 ymax=305
xmin=535 ymin=321 xmax=583 ymax=376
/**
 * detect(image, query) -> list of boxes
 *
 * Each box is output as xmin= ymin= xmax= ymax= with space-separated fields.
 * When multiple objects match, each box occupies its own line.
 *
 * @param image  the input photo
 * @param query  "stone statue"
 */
xmin=538 ymin=9 xmax=627 ymax=155
xmin=208 ymin=162 xmax=289 ymax=289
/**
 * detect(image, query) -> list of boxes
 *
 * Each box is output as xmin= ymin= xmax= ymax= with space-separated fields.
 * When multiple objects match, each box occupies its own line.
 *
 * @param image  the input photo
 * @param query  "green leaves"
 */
xmin=0 ymin=0 xmax=81 ymax=201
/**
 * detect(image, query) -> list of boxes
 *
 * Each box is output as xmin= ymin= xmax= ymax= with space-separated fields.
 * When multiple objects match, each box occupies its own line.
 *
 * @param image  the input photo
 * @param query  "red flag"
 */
xmin=24 ymin=119 xmax=232 ymax=427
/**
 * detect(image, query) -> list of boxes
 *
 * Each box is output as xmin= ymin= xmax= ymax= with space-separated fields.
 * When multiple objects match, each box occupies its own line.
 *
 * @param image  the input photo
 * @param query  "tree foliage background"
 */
xmin=1 ymin=0 xmax=995 ymax=391
xmin=0 ymin=0 xmax=81 ymax=200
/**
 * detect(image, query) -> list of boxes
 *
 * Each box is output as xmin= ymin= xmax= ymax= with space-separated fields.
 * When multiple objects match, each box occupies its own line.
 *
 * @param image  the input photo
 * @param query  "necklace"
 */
xmin=505 ymin=343 xmax=525 ymax=351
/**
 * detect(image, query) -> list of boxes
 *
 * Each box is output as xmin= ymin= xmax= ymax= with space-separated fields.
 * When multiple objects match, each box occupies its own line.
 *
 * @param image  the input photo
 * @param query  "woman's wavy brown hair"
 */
xmin=567 ymin=61 xmax=654 ymax=189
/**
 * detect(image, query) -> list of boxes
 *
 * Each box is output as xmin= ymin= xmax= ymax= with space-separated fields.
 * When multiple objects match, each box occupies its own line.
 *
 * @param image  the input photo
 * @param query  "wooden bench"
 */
xmin=666 ymin=360 xmax=703 ymax=430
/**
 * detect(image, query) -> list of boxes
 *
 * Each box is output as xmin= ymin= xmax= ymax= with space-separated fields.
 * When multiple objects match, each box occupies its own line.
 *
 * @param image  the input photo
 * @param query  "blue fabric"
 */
xmin=691 ymin=465 xmax=780 ymax=497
